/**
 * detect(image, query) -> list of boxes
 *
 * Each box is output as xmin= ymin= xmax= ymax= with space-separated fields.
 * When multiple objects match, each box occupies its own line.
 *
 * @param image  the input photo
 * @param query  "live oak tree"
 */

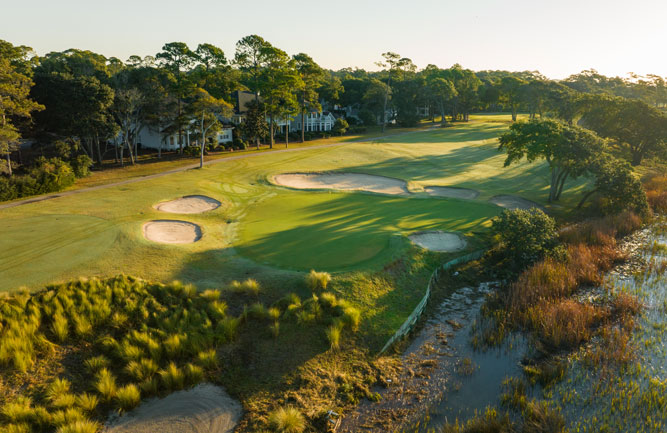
xmin=577 ymin=153 xmax=649 ymax=215
xmin=582 ymin=96 xmax=667 ymax=165
xmin=498 ymin=76 xmax=526 ymax=122
xmin=499 ymin=119 xmax=606 ymax=202
xmin=187 ymin=88 xmax=233 ymax=168
xmin=0 ymin=41 xmax=43 ymax=175
xmin=427 ymin=77 xmax=457 ymax=124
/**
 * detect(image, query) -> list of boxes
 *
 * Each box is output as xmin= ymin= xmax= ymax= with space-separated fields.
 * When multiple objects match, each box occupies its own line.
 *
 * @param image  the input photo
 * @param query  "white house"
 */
xmin=136 ymin=125 xmax=233 ymax=151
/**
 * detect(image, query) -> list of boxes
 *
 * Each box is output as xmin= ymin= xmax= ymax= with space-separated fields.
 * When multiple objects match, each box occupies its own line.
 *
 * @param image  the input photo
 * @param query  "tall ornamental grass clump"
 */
xmin=0 ymin=275 xmax=252 ymax=432
xmin=306 ymin=270 xmax=331 ymax=291
xmin=268 ymin=406 xmax=306 ymax=433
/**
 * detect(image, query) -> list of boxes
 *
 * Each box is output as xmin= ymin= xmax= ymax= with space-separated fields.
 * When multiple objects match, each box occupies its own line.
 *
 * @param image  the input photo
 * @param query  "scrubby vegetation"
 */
xmin=0 ymin=274 xmax=376 ymax=432
xmin=0 ymin=276 xmax=244 ymax=432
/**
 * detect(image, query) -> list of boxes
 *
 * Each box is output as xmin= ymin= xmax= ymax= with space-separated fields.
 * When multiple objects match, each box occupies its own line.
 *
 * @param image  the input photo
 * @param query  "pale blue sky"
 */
xmin=3 ymin=0 xmax=666 ymax=79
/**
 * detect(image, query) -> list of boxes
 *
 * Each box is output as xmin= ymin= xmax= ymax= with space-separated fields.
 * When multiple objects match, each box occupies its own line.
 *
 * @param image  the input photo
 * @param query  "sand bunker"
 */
xmin=425 ymin=186 xmax=479 ymax=200
xmin=409 ymin=231 xmax=467 ymax=252
xmin=489 ymin=195 xmax=544 ymax=211
xmin=155 ymin=195 xmax=221 ymax=214
xmin=143 ymin=220 xmax=202 ymax=244
xmin=104 ymin=384 xmax=241 ymax=433
xmin=273 ymin=173 xmax=409 ymax=196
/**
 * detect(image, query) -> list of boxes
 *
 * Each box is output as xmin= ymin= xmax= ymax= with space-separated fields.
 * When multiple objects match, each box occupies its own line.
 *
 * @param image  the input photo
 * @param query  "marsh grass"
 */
xmin=115 ymin=384 xmax=141 ymax=412
xmin=326 ymin=322 xmax=343 ymax=350
xmin=268 ymin=406 xmax=306 ymax=433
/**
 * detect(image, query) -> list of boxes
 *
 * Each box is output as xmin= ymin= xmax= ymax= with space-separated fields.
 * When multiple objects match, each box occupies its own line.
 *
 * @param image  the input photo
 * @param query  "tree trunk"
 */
xmin=269 ymin=115 xmax=274 ymax=149
xmin=285 ymin=120 xmax=289 ymax=148
xmin=555 ymin=171 xmax=569 ymax=200
xmin=6 ymin=153 xmax=12 ymax=176
xmin=301 ymin=109 xmax=306 ymax=143
xmin=95 ymin=134 xmax=102 ymax=165
xmin=577 ymin=188 xmax=598 ymax=209
xmin=120 ymin=140 xmax=125 ymax=167
xmin=511 ymin=105 xmax=517 ymax=122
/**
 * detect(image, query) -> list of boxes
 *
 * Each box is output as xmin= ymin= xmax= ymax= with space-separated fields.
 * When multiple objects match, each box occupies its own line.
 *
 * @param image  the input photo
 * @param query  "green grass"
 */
xmin=0 ymin=114 xmax=590 ymax=291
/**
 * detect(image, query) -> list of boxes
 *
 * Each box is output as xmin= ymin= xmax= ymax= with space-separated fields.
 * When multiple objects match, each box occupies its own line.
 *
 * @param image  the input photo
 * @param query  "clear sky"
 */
xmin=3 ymin=0 xmax=666 ymax=79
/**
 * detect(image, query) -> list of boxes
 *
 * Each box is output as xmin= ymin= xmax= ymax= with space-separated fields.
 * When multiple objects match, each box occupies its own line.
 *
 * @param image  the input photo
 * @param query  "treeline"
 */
xmin=1 ymin=36 xmax=666 ymax=200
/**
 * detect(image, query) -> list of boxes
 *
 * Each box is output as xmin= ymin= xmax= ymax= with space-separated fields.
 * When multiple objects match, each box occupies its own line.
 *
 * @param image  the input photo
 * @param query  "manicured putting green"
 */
xmin=0 ymin=215 xmax=119 ymax=291
xmin=237 ymin=192 xmax=499 ymax=271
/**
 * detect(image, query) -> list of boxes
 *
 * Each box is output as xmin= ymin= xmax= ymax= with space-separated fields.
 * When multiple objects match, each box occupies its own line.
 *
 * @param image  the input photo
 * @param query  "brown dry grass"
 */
xmin=644 ymin=174 xmax=667 ymax=213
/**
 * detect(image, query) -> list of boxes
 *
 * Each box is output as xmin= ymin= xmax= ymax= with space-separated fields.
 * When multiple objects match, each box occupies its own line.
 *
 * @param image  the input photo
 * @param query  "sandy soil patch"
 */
xmin=272 ymin=173 xmax=409 ymax=196
xmin=424 ymin=186 xmax=479 ymax=200
xmin=155 ymin=195 xmax=221 ymax=214
xmin=489 ymin=195 xmax=544 ymax=211
xmin=143 ymin=220 xmax=202 ymax=244
xmin=409 ymin=231 xmax=467 ymax=252
xmin=104 ymin=384 xmax=241 ymax=433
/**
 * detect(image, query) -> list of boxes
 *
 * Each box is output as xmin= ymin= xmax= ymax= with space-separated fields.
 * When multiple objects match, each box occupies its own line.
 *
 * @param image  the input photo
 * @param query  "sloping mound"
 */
xmin=155 ymin=195 xmax=221 ymax=214
xmin=425 ymin=186 xmax=479 ymax=200
xmin=489 ymin=195 xmax=544 ymax=211
xmin=272 ymin=173 xmax=409 ymax=196
xmin=143 ymin=220 xmax=202 ymax=244
xmin=104 ymin=384 xmax=241 ymax=433
xmin=409 ymin=231 xmax=467 ymax=252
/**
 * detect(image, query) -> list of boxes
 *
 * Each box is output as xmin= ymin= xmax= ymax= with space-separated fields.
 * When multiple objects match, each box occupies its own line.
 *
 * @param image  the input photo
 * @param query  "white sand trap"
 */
xmin=273 ymin=173 xmax=409 ymax=196
xmin=409 ymin=231 xmax=467 ymax=252
xmin=489 ymin=195 xmax=544 ymax=211
xmin=143 ymin=220 xmax=202 ymax=244
xmin=155 ymin=195 xmax=221 ymax=214
xmin=424 ymin=186 xmax=479 ymax=200
xmin=104 ymin=384 xmax=241 ymax=433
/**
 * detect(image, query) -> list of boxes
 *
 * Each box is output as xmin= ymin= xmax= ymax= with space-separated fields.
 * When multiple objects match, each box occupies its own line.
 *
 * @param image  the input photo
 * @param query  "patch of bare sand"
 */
xmin=489 ymin=195 xmax=544 ymax=211
xmin=424 ymin=186 xmax=479 ymax=200
xmin=143 ymin=220 xmax=202 ymax=244
xmin=104 ymin=384 xmax=241 ymax=433
xmin=155 ymin=195 xmax=221 ymax=214
xmin=408 ymin=231 xmax=467 ymax=252
xmin=272 ymin=173 xmax=409 ymax=196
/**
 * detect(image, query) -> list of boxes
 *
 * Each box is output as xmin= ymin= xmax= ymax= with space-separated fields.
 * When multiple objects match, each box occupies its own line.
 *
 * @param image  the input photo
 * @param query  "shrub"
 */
xmin=56 ymin=419 xmax=101 ymax=433
xmin=139 ymin=377 xmax=160 ymax=396
xmin=269 ymin=321 xmax=280 ymax=338
xmin=74 ymin=393 xmax=99 ymax=413
xmin=159 ymin=363 xmax=185 ymax=391
xmin=196 ymin=349 xmax=219 ymax=370
xmin=267 ymin=307 xmax=281 ymax=321
xmin=268 ymin=406 xmax=306 ymax=433
xmin=163 ymin=334 xmax=185 ymax=359
xmin=46 ymin=378 xmax=71 ymax=402
xmin=51 ymin=314 xmax=69 ymax=343
xmin=305 ymin=270 xmax=331 ymax=291
xmin=115 ymin=384 xmax=141 ymax=412
xmin=231 ymin=279 xmax=260 ymax=296
xmin=216 ymin=317 xmax=240 ymax=343
xmin=94 ymin=369 xmax=117 ymax=401
xmin=69 ymin=154 xmax=93 ymax=178
xmin=125 ymin=358 xmax=159 ymax=381
xmin=1 ymin=397 xmax=35 ymax=424
xmin=326 ymin=322 xmax=343 ymax=350
xmin=492 ymin=209 xmax=561 ymax=271
xmin=341 ymin=307 xmax=361 ymax=331
xmin=244 ymin=303 xmax=267 ymax=321
xmin=184 ymin=363 xmax=204 ymax=385
xmin=84 ymin=355 xmax=109 ymax=373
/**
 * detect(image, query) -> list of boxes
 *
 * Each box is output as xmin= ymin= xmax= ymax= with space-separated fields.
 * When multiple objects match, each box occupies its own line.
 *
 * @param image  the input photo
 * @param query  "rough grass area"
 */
xmin=0 ymin=275 xmax=398 ymax=432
